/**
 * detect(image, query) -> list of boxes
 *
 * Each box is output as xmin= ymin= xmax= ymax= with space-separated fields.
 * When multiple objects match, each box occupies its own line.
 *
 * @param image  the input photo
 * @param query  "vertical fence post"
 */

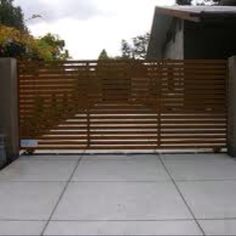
xmin=86 ymin=108 xmax=91 ymax=149
xmin=86 ymin=62 xmax=91 ymax=149
xmin=227 ymin=56 xmax=236 ymax=157
xmin=0 ymin=58 xmax=19 ymax=164
xmin=157 ymin=62 xmax=162 ymax=149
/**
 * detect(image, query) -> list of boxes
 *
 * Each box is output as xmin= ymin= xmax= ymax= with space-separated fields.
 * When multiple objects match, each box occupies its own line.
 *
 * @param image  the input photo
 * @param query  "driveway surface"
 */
xmin=0 ymin=153 xmax=236 ymax=235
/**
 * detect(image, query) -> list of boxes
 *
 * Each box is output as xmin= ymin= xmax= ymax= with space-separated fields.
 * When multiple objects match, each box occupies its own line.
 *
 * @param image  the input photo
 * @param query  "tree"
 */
xmin=176 ymin=0 xmax=192 ymax=4
xmin=121 ymin=33 xmax=150 ymax=60
xmin=98 ymin=49 xmax=110 ymax=60
xmin=0 ymin=25 xmax=70 ymax=60
xmin=121 ymin=40 xmax=132 ymax=59
xmin=0 ymin=0 xmax=27 ymax=32
xmin=176 ymin=0 xmax=215 ymax=4
xmin=177 ymin=0 xmax=236 ymax=5
xmin=0 ymin=0 xmax=70 ymax=60
xmin=132 ymin=33 xmax=150 ymax=59
xmin=0 ymin=25 xmax=34 ymax=58
xmin=39 ymin=33 xmax=69 ymax=60
xmin=219 ymin=0 xmax=236 ymax=5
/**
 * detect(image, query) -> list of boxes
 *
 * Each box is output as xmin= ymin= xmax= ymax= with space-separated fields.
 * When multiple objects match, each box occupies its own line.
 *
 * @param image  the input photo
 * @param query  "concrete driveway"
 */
xmin=0 ymin=153 xmax=236 ymax=235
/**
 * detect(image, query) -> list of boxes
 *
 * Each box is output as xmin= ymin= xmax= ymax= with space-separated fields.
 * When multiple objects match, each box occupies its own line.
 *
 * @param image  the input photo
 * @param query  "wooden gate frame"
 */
xmin=18 ymin=59 xmax=227 ymax=151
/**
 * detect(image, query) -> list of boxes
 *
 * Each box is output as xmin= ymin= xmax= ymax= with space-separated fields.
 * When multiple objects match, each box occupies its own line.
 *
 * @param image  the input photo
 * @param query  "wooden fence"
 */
xmin=18 ymin=59 xmax=227 ymax=151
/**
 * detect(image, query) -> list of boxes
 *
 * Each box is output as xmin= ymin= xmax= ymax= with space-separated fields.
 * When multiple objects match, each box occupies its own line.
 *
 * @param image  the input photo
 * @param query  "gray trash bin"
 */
xmin=0 ymin=135 xmax=6 ymax=164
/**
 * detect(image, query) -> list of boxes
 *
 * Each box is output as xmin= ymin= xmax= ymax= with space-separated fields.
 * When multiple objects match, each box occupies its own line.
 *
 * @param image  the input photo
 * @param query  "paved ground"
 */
xmin=0 ymin=153 xmax=236 ymax=235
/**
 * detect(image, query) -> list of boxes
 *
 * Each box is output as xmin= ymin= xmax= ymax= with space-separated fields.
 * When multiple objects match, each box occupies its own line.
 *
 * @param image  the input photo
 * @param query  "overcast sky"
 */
xmin=15 ymin=0 xmax=175 ymax=59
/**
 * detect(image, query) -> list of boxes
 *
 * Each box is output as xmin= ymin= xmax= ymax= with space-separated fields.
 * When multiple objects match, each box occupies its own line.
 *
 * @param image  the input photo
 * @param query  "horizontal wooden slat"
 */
xmin=53 ymin=126 xmax=159 ymax=129
xmin=160 ymin=139 xmax=226 ymax=144
xmin=44 ymin=131 xmax=159 ymax=135
xmin=18 ymin=59 xmax=227 ymax=152
xmin=39 ymin=136 xmax=158 ymax=140
xmin=21 ymin=145 xmax=226 ymax=150
xmin=36 ymin=135 xmax=225 ymax=141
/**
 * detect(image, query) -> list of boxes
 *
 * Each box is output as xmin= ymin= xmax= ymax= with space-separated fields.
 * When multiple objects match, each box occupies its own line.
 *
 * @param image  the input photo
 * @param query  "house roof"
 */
xmin=156 ymin=6 xmax=236 ymax=22
xmin=147 ymin=6 xmax=236 ymax=59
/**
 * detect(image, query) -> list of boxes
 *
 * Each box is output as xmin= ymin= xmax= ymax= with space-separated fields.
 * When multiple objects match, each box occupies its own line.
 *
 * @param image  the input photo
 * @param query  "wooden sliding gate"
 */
xmin=18 ymin=60 xmax=227 ymax=151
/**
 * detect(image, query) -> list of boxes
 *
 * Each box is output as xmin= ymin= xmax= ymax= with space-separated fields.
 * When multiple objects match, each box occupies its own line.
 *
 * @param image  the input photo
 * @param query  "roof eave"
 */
xmin=156 ymin=6 xmax=236 ymax=23
xmin=156 ymin=7 xmax=201 ymax=22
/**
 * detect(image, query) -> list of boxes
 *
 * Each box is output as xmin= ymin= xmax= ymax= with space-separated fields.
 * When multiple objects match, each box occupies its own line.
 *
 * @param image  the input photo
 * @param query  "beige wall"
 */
xmin=163 ymin=20 xmax=184 ymax=60
xmin=228 ymin=56 xmax=236 ymax=157
xmin=0 ymin=58 xmax=19 ymax=163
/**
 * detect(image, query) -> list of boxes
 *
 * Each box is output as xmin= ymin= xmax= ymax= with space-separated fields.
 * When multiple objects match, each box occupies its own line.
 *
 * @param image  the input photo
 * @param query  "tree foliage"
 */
xmin=176 ymin=0 xmax=216 ymax=4
xmin=0 ymin=25 xmax=70 ymax=60
xmin=98 ymin=49 xmax=110 ymax=60
xmin=121 ymin=33 xmax=150 ymax=60
xmin=176 ymin=0 xmax=192 ymax=5
xmin=39 ymin=33 xmax=69 ymax=60
xmin=121 ymin=40 xmax=132 ymax=59
xmin=0 ymin=0 xmax=70 ymax=60
xmin=177 ymin=0 xmax=236 ymax=5
xmin=218 ymin=0 xmax=236 ymax=5
xmin=0 ymin=0 xmax=27 ymax=32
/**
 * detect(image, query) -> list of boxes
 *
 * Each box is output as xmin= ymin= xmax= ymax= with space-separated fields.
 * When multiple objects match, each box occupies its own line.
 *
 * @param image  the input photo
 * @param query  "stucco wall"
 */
xmin=228 ymin=56 xmax=236 ymax=157
xmin=147 ymin=13 xmax=174 ymax=60
xmin=184 ymin=21 xmax=236 ymax=59
xmin=163 ymin=19 xmax=184 ymax=60
xmin=148 ymin=14 xmax=236 ymax=60
xmin=0 ymin=58 xmax=19 ymax=164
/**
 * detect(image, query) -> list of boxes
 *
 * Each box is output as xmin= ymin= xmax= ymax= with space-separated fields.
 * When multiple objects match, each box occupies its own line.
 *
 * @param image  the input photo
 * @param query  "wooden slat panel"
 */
xmin=18 ymin=59 xmax=227 ymax=152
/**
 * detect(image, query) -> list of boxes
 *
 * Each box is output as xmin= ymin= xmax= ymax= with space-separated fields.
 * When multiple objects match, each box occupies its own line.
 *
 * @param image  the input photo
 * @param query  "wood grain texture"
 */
xmin=18 ymin=59 xmax=227 ymax=151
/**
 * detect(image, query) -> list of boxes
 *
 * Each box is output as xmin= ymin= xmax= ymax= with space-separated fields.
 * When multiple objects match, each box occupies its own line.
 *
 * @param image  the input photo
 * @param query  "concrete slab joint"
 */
xmin=1 ymin=153 xmax=236 ymax=235
xmin=0 ymin=58 xmax=19 ymax=165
